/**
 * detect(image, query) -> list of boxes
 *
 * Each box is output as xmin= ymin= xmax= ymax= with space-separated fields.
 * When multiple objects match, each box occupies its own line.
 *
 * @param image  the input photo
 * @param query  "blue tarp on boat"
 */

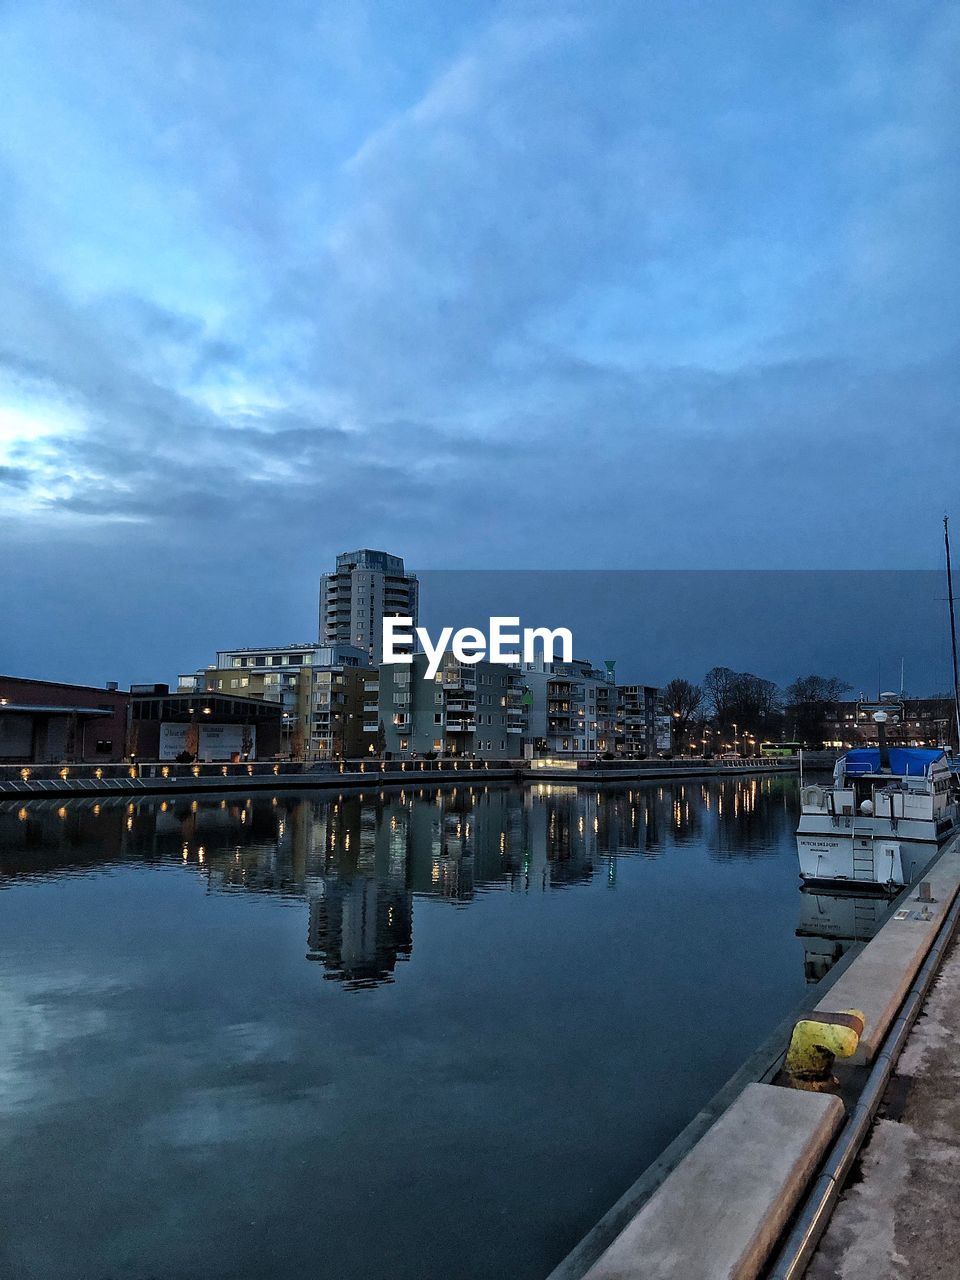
xmin=843 ymin=747 xmax=946 ymax=777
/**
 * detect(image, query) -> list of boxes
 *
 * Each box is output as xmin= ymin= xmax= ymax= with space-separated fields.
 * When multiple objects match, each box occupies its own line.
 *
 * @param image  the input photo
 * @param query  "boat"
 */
xmin=797 ymin=740 xmax=959 ymax=891
xmin=797 ymin=517 xmax=960 ymax=892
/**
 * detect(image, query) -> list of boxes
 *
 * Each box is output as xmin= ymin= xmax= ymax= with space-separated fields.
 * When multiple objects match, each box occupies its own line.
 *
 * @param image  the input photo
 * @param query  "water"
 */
xmin=0 ymin=776 xmax=872 ymax=1280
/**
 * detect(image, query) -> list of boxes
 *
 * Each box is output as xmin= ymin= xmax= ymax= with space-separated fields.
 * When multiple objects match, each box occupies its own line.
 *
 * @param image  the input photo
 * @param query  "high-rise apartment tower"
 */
xmin=318 ymin=549 xmax=419 ymax=665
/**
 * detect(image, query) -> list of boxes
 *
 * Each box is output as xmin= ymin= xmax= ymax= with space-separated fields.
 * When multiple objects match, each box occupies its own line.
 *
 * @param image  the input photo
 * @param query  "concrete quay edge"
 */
xmin=813 ymin=832 xmax=960 ymax=1063
xmin=580 ymin=1083 xmax=843 ymax=1280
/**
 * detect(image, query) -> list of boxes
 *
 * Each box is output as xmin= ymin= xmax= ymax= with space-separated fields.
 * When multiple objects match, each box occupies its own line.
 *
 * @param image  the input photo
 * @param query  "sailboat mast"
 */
xmin=943 ymin=515 xmax=960 ymax=751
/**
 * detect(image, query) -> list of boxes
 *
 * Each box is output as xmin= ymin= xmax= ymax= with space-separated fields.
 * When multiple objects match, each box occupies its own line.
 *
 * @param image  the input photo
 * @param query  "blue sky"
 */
xmin=1 ymin=1 xmax=959 ymax=683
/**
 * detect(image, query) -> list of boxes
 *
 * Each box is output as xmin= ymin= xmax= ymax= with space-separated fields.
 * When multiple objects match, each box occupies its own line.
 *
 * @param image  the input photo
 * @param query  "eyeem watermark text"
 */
xmin=383 ymin=617 xmax=573 ymax=679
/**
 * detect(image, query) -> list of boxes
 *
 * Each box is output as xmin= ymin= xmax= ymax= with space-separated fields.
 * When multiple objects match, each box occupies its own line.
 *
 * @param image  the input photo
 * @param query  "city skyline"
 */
xmin=5 ymin=553 xmax=959 ymax=699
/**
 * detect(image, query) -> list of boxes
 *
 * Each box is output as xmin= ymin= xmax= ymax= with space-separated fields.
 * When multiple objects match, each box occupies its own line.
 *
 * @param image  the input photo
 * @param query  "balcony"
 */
xmin=444 ymin=665 xmax=477 ymax=691
xmin=549 ymin=681 xmax=584 ymax=699
xmin=444 ymin=678 xmax=477 ymax=694
xmin=446 ymin=720 xmax=477 ymax=734
xmin=445 ymin=699 xmax=475 ymax=713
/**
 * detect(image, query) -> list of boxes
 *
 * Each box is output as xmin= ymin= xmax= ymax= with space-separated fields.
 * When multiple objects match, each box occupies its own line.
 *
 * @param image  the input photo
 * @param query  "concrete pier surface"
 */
xmin=813 ymin=839 xmax=960 ymax=1064
xmin=805 ymin=931 xmax=960 ymax=1280
xmin=581 ymin=1084 xmax=843 ymax=1280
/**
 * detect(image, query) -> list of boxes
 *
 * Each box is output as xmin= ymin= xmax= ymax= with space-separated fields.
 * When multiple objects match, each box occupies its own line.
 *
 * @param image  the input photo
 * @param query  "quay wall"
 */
xmin=0 ymin=756 xmax=797 ymax=801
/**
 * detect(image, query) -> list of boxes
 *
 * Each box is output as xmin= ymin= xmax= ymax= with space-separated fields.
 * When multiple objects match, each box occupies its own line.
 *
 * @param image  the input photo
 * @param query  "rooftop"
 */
xmin=0 ymin=674 xmax=126 ymax=697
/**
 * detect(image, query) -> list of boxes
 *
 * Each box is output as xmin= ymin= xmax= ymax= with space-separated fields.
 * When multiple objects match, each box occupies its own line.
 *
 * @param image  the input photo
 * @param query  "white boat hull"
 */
xmin=796 ymin=831 xmax=908 ymax=888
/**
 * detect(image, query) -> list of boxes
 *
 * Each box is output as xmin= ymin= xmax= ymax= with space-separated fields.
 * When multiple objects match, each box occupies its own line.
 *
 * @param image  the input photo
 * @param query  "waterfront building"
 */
xmin=180 ymin=643 xmax=369 ymax=760
xmin=820 ymin=696 xmax=956 ymax=749
xmin=319 ymin=548 xmax=418 ymax=664
xmin=128 ymin=687 xmax=282 ymax=761
xmin=361 ymin=668 xmax=381 ymax=751
xmin=377 ymin=652 xmax=523 ymax=759
xmin=518 ymin=658 xmax=618 ymax=757
xmin=616 ymin=684 xmax=662 ymax=757
xmin=0 ymin=674 xmax=129 ymax=764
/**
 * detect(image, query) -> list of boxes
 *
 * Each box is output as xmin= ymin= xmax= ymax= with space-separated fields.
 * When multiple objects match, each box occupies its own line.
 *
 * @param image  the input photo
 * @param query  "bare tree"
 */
xmin=704 ymin=666 xmax=783 ymax=748
xmin=785 ymin=675 xmax=852 ymax=746
xmin=661 ymin=678 xmax=704 ymax=754
xmin=703 ymin=666 xmax=737 ymax=726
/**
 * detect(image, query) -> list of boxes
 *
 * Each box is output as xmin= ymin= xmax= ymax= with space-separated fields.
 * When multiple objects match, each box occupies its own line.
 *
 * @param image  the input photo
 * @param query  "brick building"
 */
xmin=821 ymin=697 xmax=955 ymax=749
xmin=0 ymin=675 xmax=129 ymax=764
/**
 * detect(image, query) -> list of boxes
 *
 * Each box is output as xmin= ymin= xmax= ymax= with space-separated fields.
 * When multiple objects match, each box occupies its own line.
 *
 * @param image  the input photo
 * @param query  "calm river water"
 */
xmin=0 ymin=776 xmax=879 ymax=1280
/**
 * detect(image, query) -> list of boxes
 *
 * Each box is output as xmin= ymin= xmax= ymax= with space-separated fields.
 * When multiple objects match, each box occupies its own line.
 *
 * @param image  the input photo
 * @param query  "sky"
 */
xmin=417 ymin=571 xmax=960 ymax=694
xmin=1 ymin=1 xmax=959 ymax=685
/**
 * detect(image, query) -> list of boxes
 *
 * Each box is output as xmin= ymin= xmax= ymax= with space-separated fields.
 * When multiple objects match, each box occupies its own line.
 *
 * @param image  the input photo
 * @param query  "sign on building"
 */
xmin=159 ymin=722 xmax=256 ymax=761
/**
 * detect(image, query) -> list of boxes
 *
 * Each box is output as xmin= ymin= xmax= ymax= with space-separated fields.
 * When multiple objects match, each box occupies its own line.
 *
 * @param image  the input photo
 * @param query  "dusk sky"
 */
xmin=1 ymin=1 xmax=959 ymax=685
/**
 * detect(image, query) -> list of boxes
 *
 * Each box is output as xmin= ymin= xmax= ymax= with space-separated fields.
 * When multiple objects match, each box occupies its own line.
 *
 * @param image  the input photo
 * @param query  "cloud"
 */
xmin=0 ymin=465 xmax=31 ymax=488
xmin=0 ymin=0 xmax=958 ymax=680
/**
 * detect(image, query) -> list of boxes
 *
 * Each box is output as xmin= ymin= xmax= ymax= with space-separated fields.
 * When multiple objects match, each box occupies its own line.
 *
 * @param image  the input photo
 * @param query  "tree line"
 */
xmin=660 ymin=669 xmax=853 ymax=753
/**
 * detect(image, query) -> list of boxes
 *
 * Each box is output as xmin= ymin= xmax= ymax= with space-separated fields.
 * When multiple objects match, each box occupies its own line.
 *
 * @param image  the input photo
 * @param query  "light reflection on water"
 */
xmin=0 ymin=776 xmax=876 ymax=1280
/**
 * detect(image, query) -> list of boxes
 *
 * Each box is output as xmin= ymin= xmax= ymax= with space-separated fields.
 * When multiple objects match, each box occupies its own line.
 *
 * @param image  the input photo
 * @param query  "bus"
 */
xmin=759 ymin=742 xmax=801 ymax=758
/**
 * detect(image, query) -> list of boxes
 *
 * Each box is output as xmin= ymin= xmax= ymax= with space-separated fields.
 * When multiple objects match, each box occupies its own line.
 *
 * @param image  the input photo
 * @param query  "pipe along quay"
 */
xmin=547 ymin=828 xmax=960 ymax=1280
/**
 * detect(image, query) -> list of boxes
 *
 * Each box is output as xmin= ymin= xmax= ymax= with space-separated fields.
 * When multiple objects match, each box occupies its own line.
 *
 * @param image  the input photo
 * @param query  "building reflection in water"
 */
xmin=796 ymin=890 xmax=889 ymax=984
xmin=0 ymin=773 xmax=801 ymax=990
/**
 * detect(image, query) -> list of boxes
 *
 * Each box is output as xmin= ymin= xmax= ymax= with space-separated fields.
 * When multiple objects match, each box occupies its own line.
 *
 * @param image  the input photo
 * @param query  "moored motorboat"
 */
xmin=796 ymin=739 xmax=958 ymax=892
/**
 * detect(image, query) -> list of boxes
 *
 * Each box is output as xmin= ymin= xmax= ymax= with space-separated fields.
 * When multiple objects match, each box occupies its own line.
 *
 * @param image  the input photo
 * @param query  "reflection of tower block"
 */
xmin=306 ymin=878 xmax=412 ymax=989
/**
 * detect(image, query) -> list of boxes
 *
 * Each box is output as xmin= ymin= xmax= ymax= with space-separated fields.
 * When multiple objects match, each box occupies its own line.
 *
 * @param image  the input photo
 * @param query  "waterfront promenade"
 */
xmin=806 ymin=931 xmax=960 ymax=1279
xmin=0 ymin=755 xmax=797 ymax=800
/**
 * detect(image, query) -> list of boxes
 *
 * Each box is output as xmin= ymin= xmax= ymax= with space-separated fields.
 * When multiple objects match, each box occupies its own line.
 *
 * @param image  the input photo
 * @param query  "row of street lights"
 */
xmin=672 ymin=712 xmax=759 ymax=756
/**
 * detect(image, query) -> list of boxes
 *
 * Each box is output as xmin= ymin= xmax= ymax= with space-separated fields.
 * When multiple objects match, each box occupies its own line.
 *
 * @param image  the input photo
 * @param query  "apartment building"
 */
xmin=376 ymin=653 xmax=523 ymax=759
xmin=319 ymin=549 xmax=419 ymax=664
xmin=616 ymin=684 xmax=662 ymax=757
xmin=519 ymin=658 xmax=618 ymax=757
xmin=180 ymin=642 xmax=369 ymax=759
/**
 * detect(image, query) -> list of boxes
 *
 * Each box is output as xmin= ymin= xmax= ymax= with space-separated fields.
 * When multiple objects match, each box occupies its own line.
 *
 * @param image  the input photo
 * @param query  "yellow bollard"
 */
xmin=784 ymin=1009 xmax=865 ymax=1090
